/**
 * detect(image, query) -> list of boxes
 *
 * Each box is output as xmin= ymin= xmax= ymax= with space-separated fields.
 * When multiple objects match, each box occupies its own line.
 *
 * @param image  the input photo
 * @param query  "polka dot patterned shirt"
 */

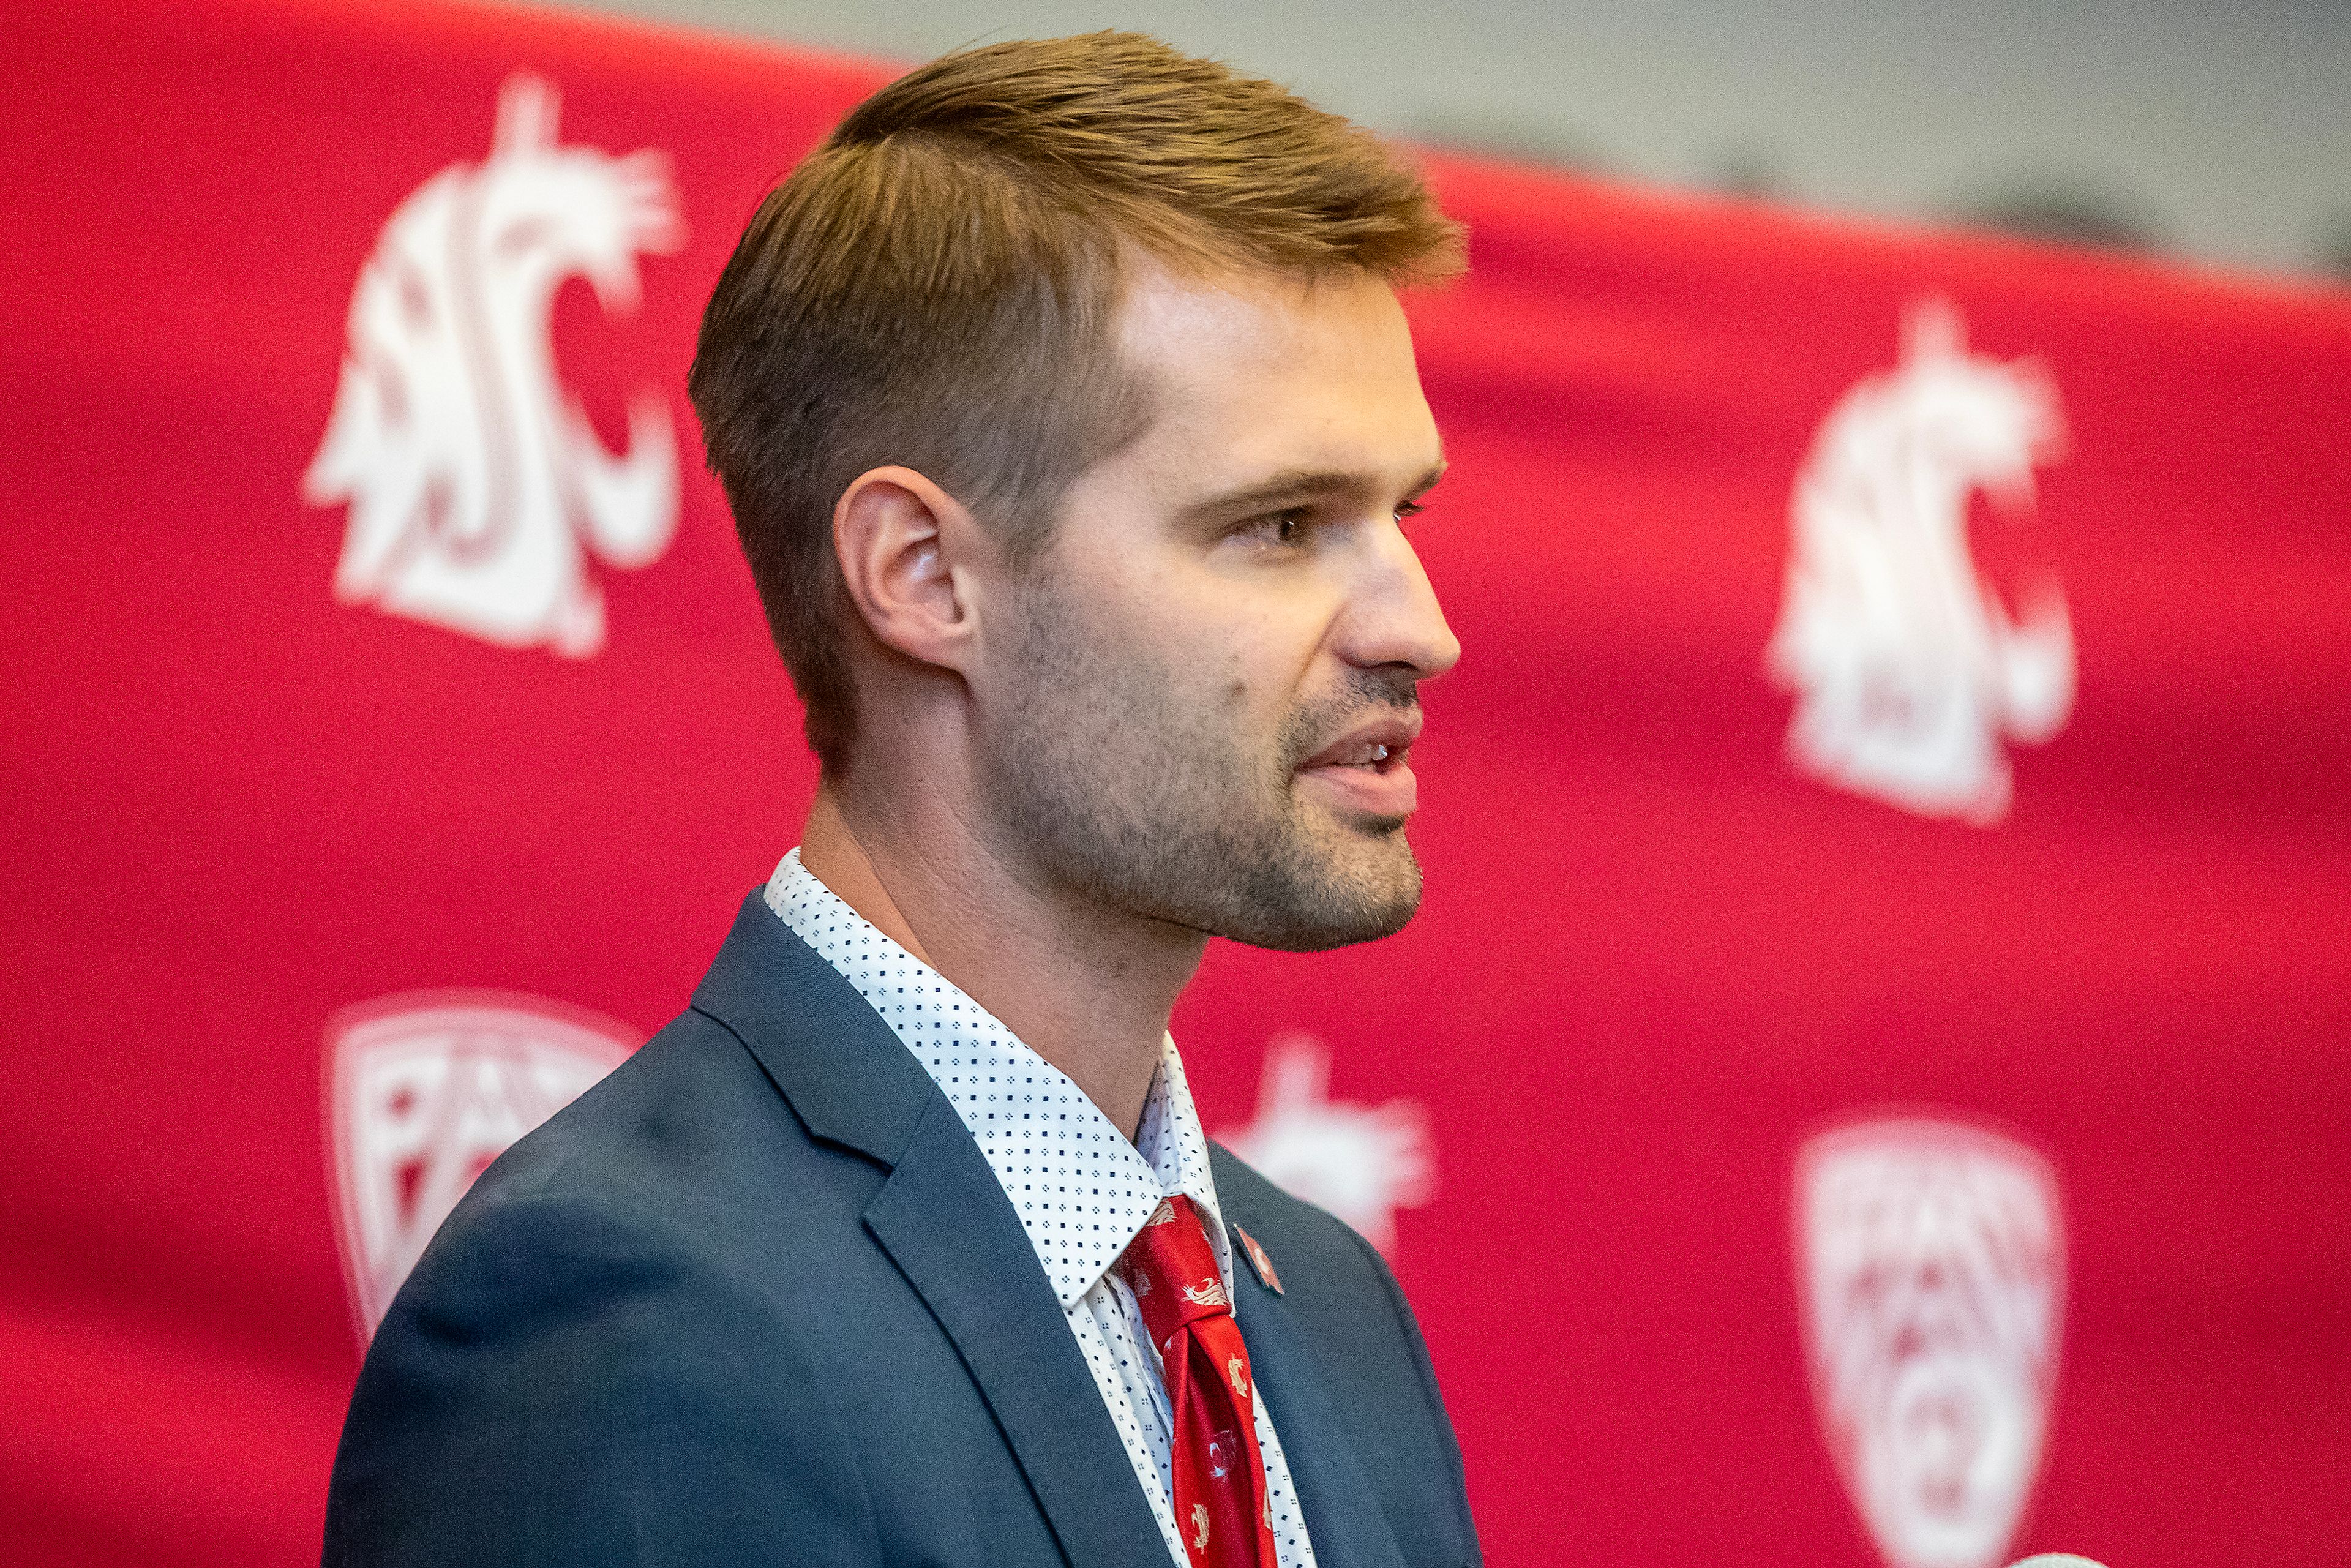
xmin=767 ymin=850 xmax=1320 ymax=1568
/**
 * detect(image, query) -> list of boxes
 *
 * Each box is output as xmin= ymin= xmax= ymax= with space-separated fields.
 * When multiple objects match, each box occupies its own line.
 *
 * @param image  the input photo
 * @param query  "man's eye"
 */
xmin=1243 ymin=508 xmax=1311 ymax=545
xmin=1395 ymin=501 xmax=1427 ymax=523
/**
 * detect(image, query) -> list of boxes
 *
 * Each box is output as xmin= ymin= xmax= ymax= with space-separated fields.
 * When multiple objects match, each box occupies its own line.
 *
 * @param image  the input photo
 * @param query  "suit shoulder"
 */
xmin=467 ymin=1005 xmax=752 ymax=1196
xmin=401 ymin=1000 xmax=877 ymax=1343
xmin=456 ymin=1002 xmax=849 ymax=1228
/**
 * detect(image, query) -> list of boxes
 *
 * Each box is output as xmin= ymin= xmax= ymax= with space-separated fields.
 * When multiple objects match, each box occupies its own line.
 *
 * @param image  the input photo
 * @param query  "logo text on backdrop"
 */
xmin=1766 ymin=299 xmax=2072 ymax=824
xmin=325 ymin=992 xmax=637 ymax=1340
xmin=1794 ymin=1117 xmax=2066 ymax=1568
xmin=304 ymin=73 xmax=685 ymax=656
xmin=1216 ymin=1033 xmax=1434 ymax=1256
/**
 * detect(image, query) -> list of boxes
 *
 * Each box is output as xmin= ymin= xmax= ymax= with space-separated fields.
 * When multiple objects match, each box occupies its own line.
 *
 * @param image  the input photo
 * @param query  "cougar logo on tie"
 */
xmin=304 ymin=73 xmax=686 ymax=656
xmin=1794 ymin=1117 xmax=2066 ymax=1568
xmin=1766 ymin=298 xmax=2072 ymax=825
xmin=325 ymin=991 xmax=638 ymax=1341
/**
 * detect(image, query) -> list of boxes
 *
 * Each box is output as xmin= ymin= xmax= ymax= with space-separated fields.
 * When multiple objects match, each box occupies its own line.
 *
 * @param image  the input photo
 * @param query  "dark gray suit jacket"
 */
xmin=323 ymin=893 xmax=1481 ymax=1567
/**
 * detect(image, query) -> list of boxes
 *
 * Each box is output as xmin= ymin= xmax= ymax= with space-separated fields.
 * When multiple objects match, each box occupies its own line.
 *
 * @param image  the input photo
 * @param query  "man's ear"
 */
xmin=832 ymin=465 xmax=988 ymax=675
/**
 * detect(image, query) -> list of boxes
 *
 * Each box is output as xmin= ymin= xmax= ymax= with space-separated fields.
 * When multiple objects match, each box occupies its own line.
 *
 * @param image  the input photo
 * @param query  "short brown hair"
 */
xmin=688 ymin=31 xmax=1463 ymax=770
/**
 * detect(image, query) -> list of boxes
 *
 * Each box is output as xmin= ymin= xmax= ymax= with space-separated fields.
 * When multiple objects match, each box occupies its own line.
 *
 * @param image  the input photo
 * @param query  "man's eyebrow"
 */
xmin=1180 ymin=461 xmax=1448 ymax=520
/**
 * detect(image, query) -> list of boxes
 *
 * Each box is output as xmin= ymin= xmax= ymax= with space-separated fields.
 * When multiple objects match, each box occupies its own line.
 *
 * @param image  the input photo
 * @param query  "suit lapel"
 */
xmin=691 ymin=892 xmax=939 ymax=1167
xmin=866 ymin=1095 xmax=1168 ymax=1566
xmin=1233 ymin=1256 xmax=1411 ymax=1568
xmin=692 ymin=893 xmax=1166 ymax=1567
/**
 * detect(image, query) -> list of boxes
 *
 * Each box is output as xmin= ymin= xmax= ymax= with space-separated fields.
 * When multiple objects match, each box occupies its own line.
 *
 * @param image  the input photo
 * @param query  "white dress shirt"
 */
xmin=765 ymin=850 xmax=1319 ymax=1568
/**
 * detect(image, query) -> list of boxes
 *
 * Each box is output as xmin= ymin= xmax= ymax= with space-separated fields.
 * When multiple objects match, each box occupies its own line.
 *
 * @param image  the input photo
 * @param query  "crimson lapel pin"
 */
xmin=1231 ymin=1223 xmax=1283 ymax=1295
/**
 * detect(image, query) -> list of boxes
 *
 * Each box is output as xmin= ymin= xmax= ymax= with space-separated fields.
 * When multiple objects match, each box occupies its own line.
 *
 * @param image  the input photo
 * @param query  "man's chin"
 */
xmin=1211 ymin=835 xmax=1425 ymax=953
xmin=1232 ymin=898 xmax=1420 ymax=953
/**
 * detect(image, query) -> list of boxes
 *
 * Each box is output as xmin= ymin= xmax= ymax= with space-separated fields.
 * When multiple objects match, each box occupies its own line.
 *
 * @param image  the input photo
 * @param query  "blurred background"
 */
xmin=3 ymin=2 xmax=2346 ymax=1566
xmin=573 ymin=0 xmax=2351 ymax=282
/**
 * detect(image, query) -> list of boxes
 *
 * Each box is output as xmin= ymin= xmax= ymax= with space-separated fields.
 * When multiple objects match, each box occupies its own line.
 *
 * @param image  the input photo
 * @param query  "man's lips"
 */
xmin=1295 ymin=711 xmax=1422 ymax=817
xmin=1297 ymin=711 xmax=1423 ymax=770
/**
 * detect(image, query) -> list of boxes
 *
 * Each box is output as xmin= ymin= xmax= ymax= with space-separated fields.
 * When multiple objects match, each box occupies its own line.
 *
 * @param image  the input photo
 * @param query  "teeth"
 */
xmin=1313 ymin=741 xmax=1396 ymax=768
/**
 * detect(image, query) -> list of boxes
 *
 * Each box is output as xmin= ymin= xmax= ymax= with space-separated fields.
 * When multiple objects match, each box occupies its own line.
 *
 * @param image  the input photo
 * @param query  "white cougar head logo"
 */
xmin=304 ymin=73 xmax=685 ymax=656
xmin=1795 ymin=1117 xmax=2066 ymax=1568
xmin=1217 ymin=1032 xmax=1433 ymax=1255
xmin=1766 ymin=298 xmax=2071 ymax=824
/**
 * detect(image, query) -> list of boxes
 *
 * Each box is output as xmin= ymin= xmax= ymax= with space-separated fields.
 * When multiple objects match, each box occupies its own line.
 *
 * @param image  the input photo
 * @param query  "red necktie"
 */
xmin=1118 ymin=1195 xmax=1278 ymax=1568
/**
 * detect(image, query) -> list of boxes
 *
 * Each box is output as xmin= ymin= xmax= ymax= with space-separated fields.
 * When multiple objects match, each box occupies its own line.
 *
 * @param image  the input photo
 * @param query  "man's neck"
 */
xmin=797 ymin=782 xmax=1207 ymax=1142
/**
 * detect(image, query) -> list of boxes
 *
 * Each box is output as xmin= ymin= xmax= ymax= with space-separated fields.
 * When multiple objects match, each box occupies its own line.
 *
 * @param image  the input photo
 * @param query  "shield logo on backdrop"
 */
xmin=324 ymin=991 xmax=638 ymax=1340
xmin=1794 ymin=1116 xmax=2066 ymax=1568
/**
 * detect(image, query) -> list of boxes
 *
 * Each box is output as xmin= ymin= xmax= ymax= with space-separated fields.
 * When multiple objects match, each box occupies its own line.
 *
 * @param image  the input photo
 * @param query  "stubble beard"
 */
xmin=978 ymin=573 xmax=1425 ymax=953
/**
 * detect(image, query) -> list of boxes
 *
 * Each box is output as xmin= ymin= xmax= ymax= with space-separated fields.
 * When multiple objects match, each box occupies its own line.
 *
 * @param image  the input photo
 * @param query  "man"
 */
xmin=324 ymin=32 xmax=1477 ymax=1568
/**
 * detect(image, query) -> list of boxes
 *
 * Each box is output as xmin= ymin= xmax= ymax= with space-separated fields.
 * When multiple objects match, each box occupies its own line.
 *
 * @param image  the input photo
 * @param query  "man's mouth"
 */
xmin=1295 ymin=714 xmax=1422 ymax=817
xmin=1297 ymin=711 xmax=1421 ymax=770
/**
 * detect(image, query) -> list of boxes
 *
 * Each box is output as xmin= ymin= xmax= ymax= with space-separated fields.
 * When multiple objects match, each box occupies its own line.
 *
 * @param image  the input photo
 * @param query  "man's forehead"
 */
xmin=1112 ymin=255 xmax=1415 ymax=380
xmin=1108 ymin=258 xmax=1439 ymax=497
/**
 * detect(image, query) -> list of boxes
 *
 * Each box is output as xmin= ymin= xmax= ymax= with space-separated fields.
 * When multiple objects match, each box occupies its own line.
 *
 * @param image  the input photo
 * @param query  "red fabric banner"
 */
xmin=3 ymin=2 xmax=2346 ymax=1564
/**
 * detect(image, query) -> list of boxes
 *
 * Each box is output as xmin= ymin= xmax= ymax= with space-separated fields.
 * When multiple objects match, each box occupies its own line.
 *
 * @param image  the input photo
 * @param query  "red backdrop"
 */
xmin=3 ymin=2 xmax=2347 ymax=1564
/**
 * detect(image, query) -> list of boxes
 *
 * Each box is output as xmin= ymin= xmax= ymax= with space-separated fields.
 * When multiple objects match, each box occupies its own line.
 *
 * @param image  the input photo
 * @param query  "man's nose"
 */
xmin=1341 ymin=522 xmax=1461 ymax=680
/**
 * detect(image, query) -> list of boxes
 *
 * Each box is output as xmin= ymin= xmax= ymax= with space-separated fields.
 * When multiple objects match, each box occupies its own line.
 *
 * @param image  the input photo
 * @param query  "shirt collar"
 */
xmin=765 ymin=849 xmax=1231 ymax=1309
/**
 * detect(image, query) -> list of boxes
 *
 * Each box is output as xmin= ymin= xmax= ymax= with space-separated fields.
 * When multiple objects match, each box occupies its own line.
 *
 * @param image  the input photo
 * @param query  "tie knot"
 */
xmin=1118 ymin=1195 xmax=1231 ymax=1349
